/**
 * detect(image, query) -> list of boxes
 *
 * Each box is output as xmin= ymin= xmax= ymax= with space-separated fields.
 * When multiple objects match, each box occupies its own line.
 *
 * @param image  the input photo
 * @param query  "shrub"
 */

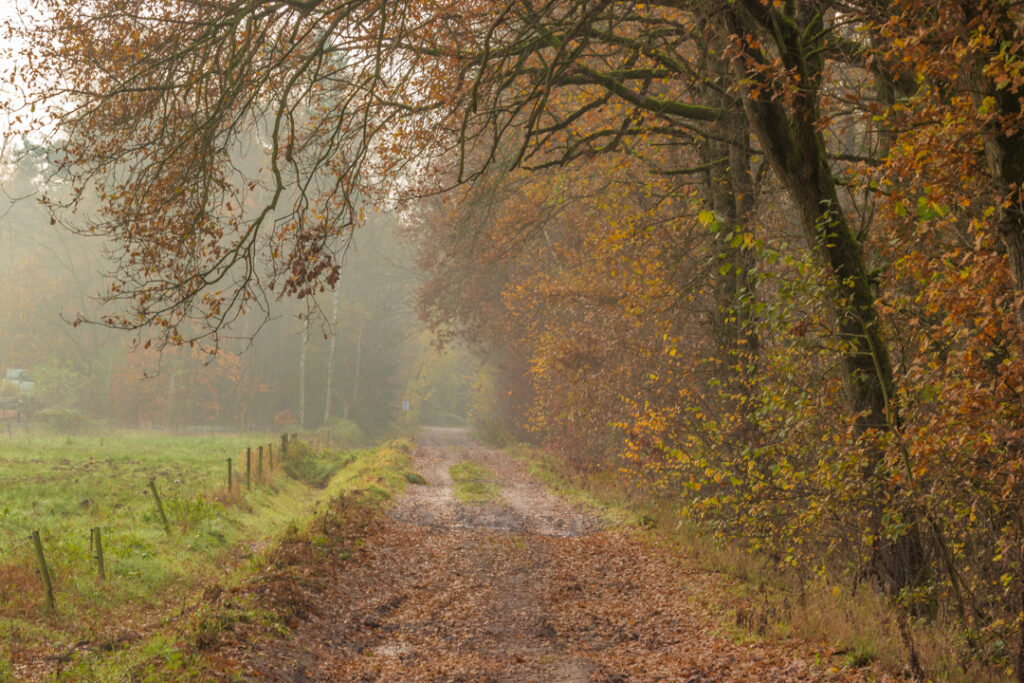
xmin=282 ymin=440 xmax=356 ymax=488
xmin=389 ymin=438 xmax=412 ymax=454
xmin=34 ymin=407 xmax=91 ymax=434
xmin=314 ymin=418 xmax=366 ymax=449
xmin=273 ymin=410 xmax=297 ymax=427
xmin=471 ymin=415 xmax=511 ymax=448
xmin=33 ymin=360 xmax=88 ymax=410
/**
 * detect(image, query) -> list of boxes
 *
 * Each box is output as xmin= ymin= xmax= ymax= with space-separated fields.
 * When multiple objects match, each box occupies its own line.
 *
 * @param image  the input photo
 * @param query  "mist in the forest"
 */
xmin=0 ymin=144 xmax=476 ymax=439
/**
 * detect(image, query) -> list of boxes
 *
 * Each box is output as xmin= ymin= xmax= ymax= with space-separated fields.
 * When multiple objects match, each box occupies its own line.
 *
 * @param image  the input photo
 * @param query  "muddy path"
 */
xmin=209 ymin=429 xmax=860 ymax=682
xmin=389 ymin=427 xmax=600 ymax=538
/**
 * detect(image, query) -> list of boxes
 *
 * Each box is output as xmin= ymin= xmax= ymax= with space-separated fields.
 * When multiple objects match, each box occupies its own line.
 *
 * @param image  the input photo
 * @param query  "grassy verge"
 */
xmin=449 ymin=461 xmax=501 ymax=503
xmin=0 ymin=432 xmax=419 ymax=681
xmin=513 ymin=444 xmax=1000 ymax=682
xmin=43 ymin=438 xmax=419 ymax=683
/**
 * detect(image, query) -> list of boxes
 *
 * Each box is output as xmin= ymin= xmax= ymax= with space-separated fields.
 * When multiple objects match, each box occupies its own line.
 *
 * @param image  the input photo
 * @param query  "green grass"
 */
xmin=321 ymin=437 xmax=416 ymax=504
xmin=48 ymin=437 xmax=419 ymax=680
xmin=449 ymin=461 xmax=501 ymax=503
xmin=0 ymin=430 xmax=413 ymax=678
xmin=281 ymin=439 xmax=357 ymax=487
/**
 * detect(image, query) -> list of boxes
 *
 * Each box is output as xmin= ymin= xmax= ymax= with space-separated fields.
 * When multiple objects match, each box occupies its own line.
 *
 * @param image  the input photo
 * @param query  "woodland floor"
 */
xmin=201 ymin=428 xmax=880 ymax=682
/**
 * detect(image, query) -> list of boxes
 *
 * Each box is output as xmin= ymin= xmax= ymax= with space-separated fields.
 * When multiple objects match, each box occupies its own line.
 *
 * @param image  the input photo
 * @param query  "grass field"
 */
xmin=0 ymin=430 xmax=401 ymax=680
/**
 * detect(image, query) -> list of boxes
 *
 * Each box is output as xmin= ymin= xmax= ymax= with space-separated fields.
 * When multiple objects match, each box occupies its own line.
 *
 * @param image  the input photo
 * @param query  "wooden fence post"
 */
xmin=227 ymin=457 xmax=233 ymax=490
xmin=246 ymin=447 xmax=252 ymax=490
xmin=258 ymin=445 xmax=264 ymax=481
xmin=148 ymin=478 xmax=171 ymax=534
xmin=91 ymin=527 xmax=106 ymax=581
xmin=281 ymin=433 xmax=288 ymax=457
xmin=268 ymin=444 xmax=274 ymax=470
xmin=30 ymin=530 xmax=55 ymax=610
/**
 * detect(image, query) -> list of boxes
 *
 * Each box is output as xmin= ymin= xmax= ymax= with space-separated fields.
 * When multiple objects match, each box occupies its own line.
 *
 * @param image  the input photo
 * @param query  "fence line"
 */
xmin=23 ymin=433 xmax=297 ymax=612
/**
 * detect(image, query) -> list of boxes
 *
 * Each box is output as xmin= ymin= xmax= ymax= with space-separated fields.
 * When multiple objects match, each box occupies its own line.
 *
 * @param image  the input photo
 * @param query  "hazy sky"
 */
xmin=0 ymin=0 xmax=48 ymax=149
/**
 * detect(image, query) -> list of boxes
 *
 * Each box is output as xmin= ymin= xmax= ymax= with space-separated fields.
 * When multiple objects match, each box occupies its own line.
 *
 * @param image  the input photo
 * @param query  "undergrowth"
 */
xmin=514 ymin=444 xmax=1007 ymax=682
xmin=310 ymin=418 xmax=367 ymax=450
xmin=281 ymin=439 xmax=357 ymax=488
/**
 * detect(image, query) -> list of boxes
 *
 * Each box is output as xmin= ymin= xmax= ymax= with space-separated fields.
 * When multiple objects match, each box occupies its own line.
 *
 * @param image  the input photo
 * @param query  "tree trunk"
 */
xmin=299 ymin=318 xmax=309 ymax=427
xmin=962 ymin=1 xmax=1024 ymax=332
xmin=698 ymin=68 xmax=762 ymax=443
xmin=324 ymin=287 xmax=340 ymax=425
xmin=727 ymin=1 xmax=924 ymax=591
xmin=104 ymin=354 xmax=114 ymax=412
xmin=166 ymin=370 xmax=177 ymax=433
xmin=700 ymin=56 xmax=760 ymax=370
xmin=349 ymin=319 xmax=364 ymax=423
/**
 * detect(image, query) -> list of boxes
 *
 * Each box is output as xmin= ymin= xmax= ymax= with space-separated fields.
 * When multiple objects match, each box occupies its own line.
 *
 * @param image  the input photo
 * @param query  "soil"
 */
xmin=203 ymin=428 xmax=872 ymax=682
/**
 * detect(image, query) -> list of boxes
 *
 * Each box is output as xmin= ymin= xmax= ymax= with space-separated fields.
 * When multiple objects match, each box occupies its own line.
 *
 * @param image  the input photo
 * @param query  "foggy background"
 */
xmin=0 ymin=140 xmax=477 ymax=438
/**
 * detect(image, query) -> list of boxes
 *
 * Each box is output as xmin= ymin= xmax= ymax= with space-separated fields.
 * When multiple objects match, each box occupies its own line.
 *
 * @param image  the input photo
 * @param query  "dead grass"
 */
xmin=0 ymin=564 xmax=38 ymax=621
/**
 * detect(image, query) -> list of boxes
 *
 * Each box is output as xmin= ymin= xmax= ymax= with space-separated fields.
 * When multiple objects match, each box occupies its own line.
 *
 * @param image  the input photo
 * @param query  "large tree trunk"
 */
xmin=700 ymin=58 xmax=760 ymax=371
xmin=958 ymin=1 xmax=1024 ymax=331
xmin=698 ymin=71 xmax=761 ymax=447
xmin=727 ymin=1 xmax=924 ymax=591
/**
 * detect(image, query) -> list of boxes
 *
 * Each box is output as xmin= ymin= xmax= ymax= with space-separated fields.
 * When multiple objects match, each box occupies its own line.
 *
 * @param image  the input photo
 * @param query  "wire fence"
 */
xmin=21 ymin=432 xmax=300 ymax=612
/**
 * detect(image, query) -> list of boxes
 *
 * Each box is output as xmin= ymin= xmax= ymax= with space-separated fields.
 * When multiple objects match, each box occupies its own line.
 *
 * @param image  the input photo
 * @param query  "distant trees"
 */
xmin=0 ymin=150 xmax=423 ymax=432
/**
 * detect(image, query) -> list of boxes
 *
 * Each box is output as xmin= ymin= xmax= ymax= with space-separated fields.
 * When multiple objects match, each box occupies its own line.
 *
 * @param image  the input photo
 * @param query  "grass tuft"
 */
xmin=449 ymin=461 xmax=501 ymax=503
xmin=404 ymin=471 xmax=427 ymax=485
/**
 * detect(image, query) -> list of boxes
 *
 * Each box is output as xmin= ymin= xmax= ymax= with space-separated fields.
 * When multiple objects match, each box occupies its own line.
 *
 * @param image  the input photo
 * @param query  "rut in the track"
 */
xmin=208 ymin=428 xmax=863 ymax=682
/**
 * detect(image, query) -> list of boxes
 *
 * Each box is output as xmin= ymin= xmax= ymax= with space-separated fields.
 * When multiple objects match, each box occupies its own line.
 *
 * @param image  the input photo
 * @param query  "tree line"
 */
xmin=0 ymin=154 xmax=461 ymax=434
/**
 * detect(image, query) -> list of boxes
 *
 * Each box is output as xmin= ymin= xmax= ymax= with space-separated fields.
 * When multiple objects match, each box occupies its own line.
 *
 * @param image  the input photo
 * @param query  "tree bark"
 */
xmin=349 ymin=319 xmax=364 ymax=424
xmin=700 ymin=68 xmax=760 ymax=369
xmin=324 ymin=287 xmax=341 ymax=425
xmin=963 ymin=1 xmax=1024 ymax=331
xmin=166 ymin=370 xmax=178 ymax=433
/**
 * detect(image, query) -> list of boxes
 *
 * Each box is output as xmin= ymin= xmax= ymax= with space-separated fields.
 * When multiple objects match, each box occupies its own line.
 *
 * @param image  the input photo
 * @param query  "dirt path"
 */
xmin=389 ymin=427 xmax=600 ymax=538
xmin=210 ymin=429 xmax=860 ymax=682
